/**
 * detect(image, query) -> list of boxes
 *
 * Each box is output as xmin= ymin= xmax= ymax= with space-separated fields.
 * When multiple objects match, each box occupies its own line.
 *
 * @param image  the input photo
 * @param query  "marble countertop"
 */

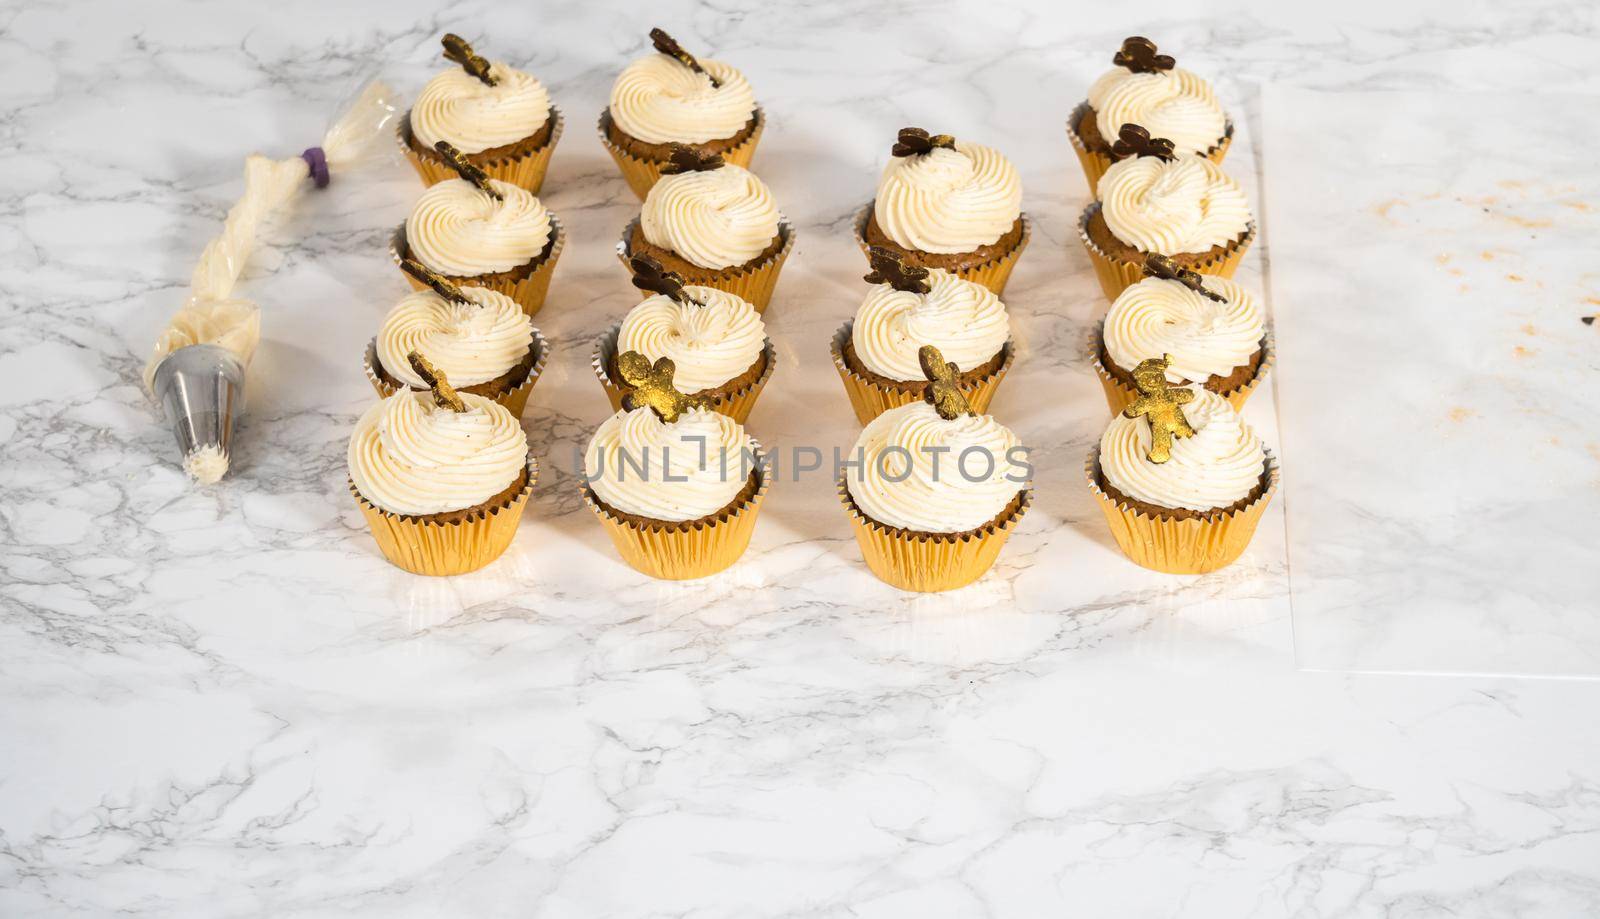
xmin=3 ymin=1 xmax=1599 ymax=915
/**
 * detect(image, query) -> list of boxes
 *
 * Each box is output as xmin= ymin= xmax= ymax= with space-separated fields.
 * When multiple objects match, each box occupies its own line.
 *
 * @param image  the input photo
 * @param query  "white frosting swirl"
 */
xmin=1099 ymin=387 xmax=1265 ymax=512
xmin=376 ymin=286 xmax=534 ymax=389
xmin=1104 ymin=276 xmax=1263 ymax=383
xmin=585 ymin=407 xmax=757 ymax=522
xmin=609 ymin=54 xmax=756 ymax=144
xmin=410 ymin=62 xmax=552 ymax=154
xmin=1087 ymin=67 xmax=1227 ymax=157
xmin=640 ymin=164 xmax=780 ymax=269
xmin=617 ymin=286 xmax=766 ymax=393
xmin=873 ymin=142 xmax=1022 ymax=254
xmin=1097 ymin=155 xmax=1251 ymax=256
xmin=349 ymin=391 xmax=528 ymax=517
xmin=406 ymin=178 xmax=552 ymax=277
xmin=847 ymin=401 xmax=1026 ymax=534
xmin=852 ymin=270 xmax=1009 ymax=381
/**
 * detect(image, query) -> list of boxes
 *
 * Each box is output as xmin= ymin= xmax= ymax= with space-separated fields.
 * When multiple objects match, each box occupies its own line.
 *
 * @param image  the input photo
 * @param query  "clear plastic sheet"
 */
xmin=1262 ymin=87 xmax=1600 ymax=677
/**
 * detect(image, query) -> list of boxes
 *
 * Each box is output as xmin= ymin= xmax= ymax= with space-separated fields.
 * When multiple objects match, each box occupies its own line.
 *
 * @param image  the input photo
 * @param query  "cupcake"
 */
xmin=1092 ymin=254 xmax=1271 ymax=414
xmin=364 ymin=260 xmax=548 ymax=418
xmin=854 ymin=128 xmax=1029 ymax=295
xmin=348 ymin=352 xmax=536 ymax=576
xmin=839 ymin=345 xmax=1031 ymax=592
xmin=399 ymin=34 xmax=563 ymax=193
xmin=1086 ymin=356 xmax=1278 ymax=574
xmin=832 ymin=248 xmax=1014 ymax=425
xmin=1068 ymin=36 xmax=1232 ymax=188
xmin=593 ymin=256 xmax=773 ymax=424
xmin=599 ymin=28 xmax=762 ymax=199
xmin=1079 ymin=125 xmax=1253 ymax=302
xmin=615 ymin=145 xmax=793 ymax=312
xmin=390 ymin=145 xmax=564 ymax=316
xmin=581 ymin=353 xmax=770 ymax=579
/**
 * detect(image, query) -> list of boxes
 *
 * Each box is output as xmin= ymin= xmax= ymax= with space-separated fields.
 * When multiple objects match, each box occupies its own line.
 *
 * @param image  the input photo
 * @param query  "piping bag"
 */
xmin=145 ymin=80 xmax=397 ymax=484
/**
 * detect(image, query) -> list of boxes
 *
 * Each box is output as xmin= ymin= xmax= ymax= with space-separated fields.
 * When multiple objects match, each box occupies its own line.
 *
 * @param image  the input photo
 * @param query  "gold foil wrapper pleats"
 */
xmin=397 ymin=106 xmax=564 ymax=195
xmin=614 ymin=217 xmax=794 ymax=313
xmin=363 ymin=331 xmax=549 ymax=419
xmin=1085 ymin=447 xmax=1278 ymax=574
xmin=391 ymin=216 xmax=565 ymax=318
xmin=591 ymin=324 xmax=774 ymax=424
xmin=351 ymin=456 xmax=537 ymax=576
xmin=582 ymin=464 xmax=771 ymax=580
xmin=830 ymin=323 xmax=1013 ymax=426
xmin=851 ymin=204 xmax=1030 ymax=296
xmin=1078 ymin=204 xmax=1253 ymax=304
xmin=1089 ymin=322 xmax=1274 ymax=416
xmin=838 ymin=475 xmax=1030 ymax=592
xmin=598 ymin=107 xmax=765 ymax=200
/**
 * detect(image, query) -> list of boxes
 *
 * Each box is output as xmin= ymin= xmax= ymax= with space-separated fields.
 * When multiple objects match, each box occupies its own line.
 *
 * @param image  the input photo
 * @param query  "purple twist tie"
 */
xmin=301 ymin=147 xmax=330 ymax=189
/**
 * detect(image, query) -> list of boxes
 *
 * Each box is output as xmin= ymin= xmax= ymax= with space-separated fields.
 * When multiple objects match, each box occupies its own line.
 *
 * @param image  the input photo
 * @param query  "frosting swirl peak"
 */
xmin=377 ymin=286 xmax=533 ymax=389
xmin=348 ymin=391 xmax=528 ymax=517
xmin=873 ymin=142 xmax=1022 ymax=254
xmin=1104 ymin=275 xmax=1262 ymax=383
xmin=1100 ymin=387 xmax=1264 ymax=512
xmin=1087 ymin=67 xmax=1226 ymax=157
xmin=1097 ymin=155 xmax=1250 ymax=256
xmin=847 ymin=401 xmax=1027 ymax=533
xmin=411 ymin=62 xmax=552 ymax=154
xmin=610 ymin=54 xmax=756 ymax=145
xmin=641 ymin=164 xmax=780 ymax=269
xmin=617 ymin=286 xmax=766 ymax=392
xmin=585 ymin=407 xmax=757 ymax=522
xmin=852 ymin=269 xmax=1009 ymax=381
xmin=406 ymin=178 xmax=552 ymax=277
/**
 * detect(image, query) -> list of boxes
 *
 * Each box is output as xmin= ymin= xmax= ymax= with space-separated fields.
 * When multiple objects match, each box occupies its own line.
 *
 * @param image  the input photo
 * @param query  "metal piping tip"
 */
xmin=151 ymin=344 xmax=245 ymax=485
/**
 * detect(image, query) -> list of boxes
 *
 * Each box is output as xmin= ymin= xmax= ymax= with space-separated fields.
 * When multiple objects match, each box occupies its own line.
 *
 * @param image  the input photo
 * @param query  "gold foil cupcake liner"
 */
xmin=851 ymin=203 xmax=1030 ymax=296
xmin=598 ymin=107 xmax=766 ymax=200
xmin=351 ymin=455 xmax=538 ymax=576
xmin=615 ymin=217 xmax=795 ymax=313
xmin=1066 ymin=102 xmax=1234 ymax=189
xmin=837 ymin=473 xmax=1030 ymax=592
xmin=362 ymin=329 xmax=549 ymax=419
xmin=1078 ymin=203 xmax=1254 ymax=304
xmin=397 ymin=106 xmax=564 ymax=194
xmin=830 ymin=322 xmax=1014 ymax=426
xmin=1085 ymin=446 xmax=1278 ymax=574
xmin=591 ymin=324 xmax=775 ymax=424
xmin=1089 ymin=321 xmax=1274 ymax=415
xmin=391 ymin=214 xmax=565 ymax=318
xmin=581 ymin=451 xmax=771 ymax=580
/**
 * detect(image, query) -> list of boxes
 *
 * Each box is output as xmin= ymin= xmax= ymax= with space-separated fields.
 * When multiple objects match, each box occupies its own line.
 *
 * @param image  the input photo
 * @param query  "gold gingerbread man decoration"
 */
xmin=917 ymin=345 xmax=972 ymax=420
xmin=407 ymin=350 xmax=467 ymax=413
xmin=1123 ymin=355 xmax=1194 ymax=463
xmin=617 ymin=351 xmax=708 ymax=423
xmin=434 ymin=140 xmax=503 ymax=201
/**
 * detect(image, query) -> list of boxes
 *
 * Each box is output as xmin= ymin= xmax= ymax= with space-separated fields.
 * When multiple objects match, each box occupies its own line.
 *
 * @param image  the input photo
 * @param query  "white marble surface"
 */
xmin=2 ymin=1 xmax=1599 ymax=916
xmin=1264 ymin=87 xmax=1600 ymax=678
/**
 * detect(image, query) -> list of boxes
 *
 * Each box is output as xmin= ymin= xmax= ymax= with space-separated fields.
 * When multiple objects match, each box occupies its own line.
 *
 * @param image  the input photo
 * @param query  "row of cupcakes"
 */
xmin=348 ymin=30 xmax=788 ymax=579
xmin=1068 ymin=37 xmax=1278 ymax=573
xmin=396 ymin=30 xmax=764 ymax=201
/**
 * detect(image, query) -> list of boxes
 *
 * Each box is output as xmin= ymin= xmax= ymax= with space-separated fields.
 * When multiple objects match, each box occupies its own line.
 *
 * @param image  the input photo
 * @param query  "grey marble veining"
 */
xmin=2 ymin=1 xmax=1599 ymax=916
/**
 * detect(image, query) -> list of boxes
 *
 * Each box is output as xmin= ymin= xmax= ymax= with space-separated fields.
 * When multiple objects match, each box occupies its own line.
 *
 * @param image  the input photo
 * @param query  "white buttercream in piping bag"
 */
xmin=146 ymin=80 xmax=397 ymax=484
